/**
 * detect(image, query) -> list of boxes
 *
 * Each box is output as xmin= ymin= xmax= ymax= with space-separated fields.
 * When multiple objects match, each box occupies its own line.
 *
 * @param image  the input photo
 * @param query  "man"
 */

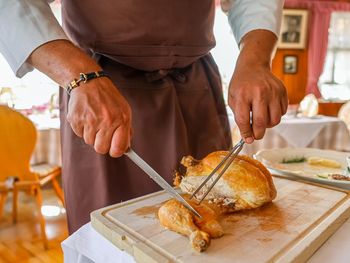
xmin=0 ymin=0 xmax=287 ymax=233
xmin=282 ymin=16 xmax=301 ymax=43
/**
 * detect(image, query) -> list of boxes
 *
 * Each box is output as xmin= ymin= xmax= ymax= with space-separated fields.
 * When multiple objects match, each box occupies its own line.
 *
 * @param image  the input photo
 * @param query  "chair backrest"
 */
xmin=0 ymin=105 xmax=38 ymax=181
xmin=338 ymin=101 xmax=350 ymax=131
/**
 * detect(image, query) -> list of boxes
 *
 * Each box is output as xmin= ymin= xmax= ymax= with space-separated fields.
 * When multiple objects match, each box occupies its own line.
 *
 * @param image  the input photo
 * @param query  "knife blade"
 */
xmin=124 ymin=148 xmax=202 ymax=218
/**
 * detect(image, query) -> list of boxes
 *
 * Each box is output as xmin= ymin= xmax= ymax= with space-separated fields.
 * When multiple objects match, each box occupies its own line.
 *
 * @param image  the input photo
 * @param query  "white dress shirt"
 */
xmin=0 ymin=0 xmax=68 ymax=77
xmin=0 ymin=0 xmax=283 ymax=78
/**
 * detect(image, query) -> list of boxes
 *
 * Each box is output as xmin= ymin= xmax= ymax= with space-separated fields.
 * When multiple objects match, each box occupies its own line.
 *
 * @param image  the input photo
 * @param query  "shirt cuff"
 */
xmin=227 ymin=0 xmax=284 ymax=44
xmin=0 ymin=0 xmax=68 ymax=77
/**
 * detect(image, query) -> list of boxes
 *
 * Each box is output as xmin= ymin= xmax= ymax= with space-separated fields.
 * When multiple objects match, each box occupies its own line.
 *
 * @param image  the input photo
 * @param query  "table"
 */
xmin=61 ymin=218 xmax=350 ymax=263
xmin=28 ymin=115 xmax=61 ymax=165
xmin=230 ymin=115 xmax=350 ymax=156
xmin=31 ymin=127 xmax=61 ymax=165
xmin=61 ymin=113 xmax=350 ymax=262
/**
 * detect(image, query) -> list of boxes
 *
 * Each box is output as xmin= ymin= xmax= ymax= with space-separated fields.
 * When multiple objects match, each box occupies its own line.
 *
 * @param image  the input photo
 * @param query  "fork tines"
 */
xmin=189 ymin=139 xmax=245 ymax=204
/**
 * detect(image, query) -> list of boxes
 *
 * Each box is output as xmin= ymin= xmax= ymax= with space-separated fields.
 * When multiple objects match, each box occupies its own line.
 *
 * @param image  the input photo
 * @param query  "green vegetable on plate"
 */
xmin=281 ymin=157 xmax=307 ymax=164
xmin=316 ymin=174 xmax=329 ymax=179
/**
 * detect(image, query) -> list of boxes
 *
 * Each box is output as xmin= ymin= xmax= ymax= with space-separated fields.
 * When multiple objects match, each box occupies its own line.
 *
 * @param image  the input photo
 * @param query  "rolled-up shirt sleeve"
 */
xmin=226 ymin=0 xmax=284 ymax=44
xmin=0 ymin=0 xmax=68 ymax=77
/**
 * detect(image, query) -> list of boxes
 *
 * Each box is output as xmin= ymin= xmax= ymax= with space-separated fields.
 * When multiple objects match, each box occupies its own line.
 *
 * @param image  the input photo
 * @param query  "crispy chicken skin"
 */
xmin=177 ymin=152 xmax=276 ymax=212
xmin=158 ymin=152 xmax=277 ymax=252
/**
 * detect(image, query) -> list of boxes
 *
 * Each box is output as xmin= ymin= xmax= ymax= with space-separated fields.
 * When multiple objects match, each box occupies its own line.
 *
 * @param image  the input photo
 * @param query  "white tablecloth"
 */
xmin=62 ymin=224 xmax=135 ymax=263
xmin=29 ymin=115 xmax=61 ymax=165
xmin=62 ymin=218 xmax=350 ymax=263
xmin=230 ymin=115 xmax=350 ymax=156
xmin=31 ymin=127 xmax=61 ymax=165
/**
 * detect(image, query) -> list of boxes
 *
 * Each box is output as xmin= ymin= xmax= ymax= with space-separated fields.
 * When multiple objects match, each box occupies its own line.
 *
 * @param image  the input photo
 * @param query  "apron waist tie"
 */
xmin=145 ymin=69 xmax=187 ymax=83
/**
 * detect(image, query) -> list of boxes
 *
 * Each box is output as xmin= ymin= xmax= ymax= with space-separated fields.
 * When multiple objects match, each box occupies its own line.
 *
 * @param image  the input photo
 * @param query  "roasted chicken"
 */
xmin=158 ymin=151 xmax=277 ymax=252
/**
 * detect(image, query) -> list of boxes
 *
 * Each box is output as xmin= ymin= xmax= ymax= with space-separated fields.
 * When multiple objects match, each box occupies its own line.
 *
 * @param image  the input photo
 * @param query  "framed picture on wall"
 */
xmin=278 ymin=9 xmax=309 ymax=49
xmin=283 ymin=55 xmax=298 ymax=74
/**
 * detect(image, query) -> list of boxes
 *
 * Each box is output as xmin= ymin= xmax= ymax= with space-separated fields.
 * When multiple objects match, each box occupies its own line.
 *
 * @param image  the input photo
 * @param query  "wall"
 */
xmin=273 ymin=0 xmax=350 ymax=105
xmin=272 ymin=49 xmax=308 ymax=104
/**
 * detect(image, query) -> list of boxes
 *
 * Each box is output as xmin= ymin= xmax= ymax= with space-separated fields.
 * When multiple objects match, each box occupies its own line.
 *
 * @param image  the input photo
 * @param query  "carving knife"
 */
xmin=124 ymin=148 xmax=202 ymax=218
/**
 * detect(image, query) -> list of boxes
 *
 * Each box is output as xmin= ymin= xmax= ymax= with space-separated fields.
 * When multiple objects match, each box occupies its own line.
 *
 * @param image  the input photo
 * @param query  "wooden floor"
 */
xmin=0 ymin=188 xmax=68 ymax=263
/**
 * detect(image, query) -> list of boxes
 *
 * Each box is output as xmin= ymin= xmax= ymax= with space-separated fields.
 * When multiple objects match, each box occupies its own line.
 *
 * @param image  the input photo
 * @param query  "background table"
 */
xmin=31 ymin=127 xmax=61 ymax=165
xmin=28 ymin=113 xmax=350 ymax=167
xmin=229 ymin=115 xmax=350 ymax=156
xmin=28 ymin=115 xmax=61 ymax=165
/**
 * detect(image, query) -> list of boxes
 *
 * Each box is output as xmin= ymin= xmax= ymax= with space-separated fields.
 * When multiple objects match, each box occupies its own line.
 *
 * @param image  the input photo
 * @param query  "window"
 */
xmin=0 ymin=1 xmax=61 ymax=111
xmin=319 ymin=12 xmax=350 ymax=100
xmin=212 ymin=7 xmax=239 ymax=102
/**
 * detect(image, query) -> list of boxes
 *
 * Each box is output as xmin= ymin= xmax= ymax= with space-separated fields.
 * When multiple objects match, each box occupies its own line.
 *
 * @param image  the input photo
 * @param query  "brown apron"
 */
xmin=60 ymin=0 xmax=231 ymax=234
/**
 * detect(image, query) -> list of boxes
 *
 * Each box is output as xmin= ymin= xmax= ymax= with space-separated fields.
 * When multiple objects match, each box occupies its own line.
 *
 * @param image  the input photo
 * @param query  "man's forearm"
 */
xmin=28 ymin=39 xmax=101 ymax=87
xmin=237 ymin=29 xmax=277 ymax=68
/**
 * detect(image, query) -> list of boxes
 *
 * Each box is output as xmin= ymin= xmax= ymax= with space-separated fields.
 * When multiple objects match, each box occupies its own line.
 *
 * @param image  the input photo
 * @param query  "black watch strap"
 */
xmin=65 ymin=70 xmax=109 ymax=95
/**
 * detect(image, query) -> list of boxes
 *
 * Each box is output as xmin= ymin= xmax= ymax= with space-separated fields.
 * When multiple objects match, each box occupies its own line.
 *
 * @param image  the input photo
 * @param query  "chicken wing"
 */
xmin=158 ymin=198 xmax=223 ymax=252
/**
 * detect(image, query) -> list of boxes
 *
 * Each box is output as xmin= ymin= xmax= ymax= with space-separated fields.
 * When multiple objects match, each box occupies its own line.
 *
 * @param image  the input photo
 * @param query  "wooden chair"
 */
xmin=0 ymin=184 xmax=8 ymax=219
xmin=0 ymin=105 xmax=64 ymax=249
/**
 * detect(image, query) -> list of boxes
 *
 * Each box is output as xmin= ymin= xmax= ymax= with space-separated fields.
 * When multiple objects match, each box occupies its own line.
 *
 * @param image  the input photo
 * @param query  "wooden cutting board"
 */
xmin=91 ymin=176 xmax=350 ymax=263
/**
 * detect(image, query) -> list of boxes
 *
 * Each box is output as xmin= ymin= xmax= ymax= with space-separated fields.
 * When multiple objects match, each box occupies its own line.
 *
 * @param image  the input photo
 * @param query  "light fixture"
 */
xmin=0 ymin=87 xmax=15 ymax=107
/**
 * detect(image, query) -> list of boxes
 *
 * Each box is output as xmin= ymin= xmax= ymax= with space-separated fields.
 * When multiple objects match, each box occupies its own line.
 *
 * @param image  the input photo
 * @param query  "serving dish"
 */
xmin=254 ymin=148 xmax=350 ymax=190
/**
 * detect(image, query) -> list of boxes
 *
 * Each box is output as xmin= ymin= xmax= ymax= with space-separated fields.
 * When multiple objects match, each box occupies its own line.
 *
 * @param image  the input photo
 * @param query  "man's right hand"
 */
xmin=28 ymin=40 xmax=132 ymax=157
xmin=67 ymin=77 xmax=132 ymax=157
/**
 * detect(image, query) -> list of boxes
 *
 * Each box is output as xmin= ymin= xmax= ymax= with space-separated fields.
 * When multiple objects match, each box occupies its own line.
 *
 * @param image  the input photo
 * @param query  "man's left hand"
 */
xmin=228 ymin=30 xmax=288 ymax=144
xmin=229 ymin=62 xmax=288 ymax=143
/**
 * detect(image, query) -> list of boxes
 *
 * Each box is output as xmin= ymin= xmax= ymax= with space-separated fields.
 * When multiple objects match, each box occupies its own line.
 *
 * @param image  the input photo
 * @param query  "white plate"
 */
xmin=254 ymin=148 xmax=350 ymax=190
